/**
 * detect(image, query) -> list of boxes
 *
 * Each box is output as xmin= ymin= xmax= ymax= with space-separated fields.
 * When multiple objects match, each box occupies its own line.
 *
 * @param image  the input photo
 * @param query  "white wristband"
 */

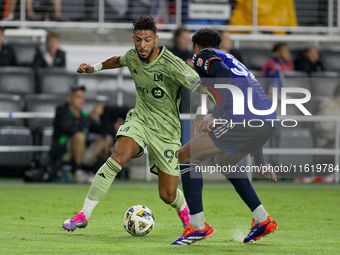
xmin=92 ymin=62 xmax=103 ymax=72
xmin=196 ymin=106 xmax=208 ymax=115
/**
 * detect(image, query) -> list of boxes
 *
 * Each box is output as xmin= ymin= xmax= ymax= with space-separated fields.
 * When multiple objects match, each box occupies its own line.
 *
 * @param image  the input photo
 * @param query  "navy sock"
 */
xmin=180 ymin=162 xmax=203 ymax=215
xmin=226 ymin=165 xmax=262 ymax=212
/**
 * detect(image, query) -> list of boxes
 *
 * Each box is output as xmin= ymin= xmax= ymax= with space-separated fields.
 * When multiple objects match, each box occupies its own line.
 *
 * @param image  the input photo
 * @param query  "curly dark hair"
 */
xmin=272 ymin=42 xmax=288 ymax=53
xmin=192 ymin=28 xmax=221 ymax=49
xmin=133 ymin=13 xmax=157 ymax=34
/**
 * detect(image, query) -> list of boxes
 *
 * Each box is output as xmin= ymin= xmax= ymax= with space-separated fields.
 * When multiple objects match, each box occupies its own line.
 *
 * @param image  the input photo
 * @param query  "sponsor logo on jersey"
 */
xmin=204 ymin=60 xmax=208 ymax=70
xmin=133 ymin=60 xmax=138 ymax=74
xmin=197 ymin=58 xmax=203 ymax=67
xmin=154 ymin=73 xmax=163 ymax=82
xmin=152 ymin=87 xmax=164 ymax=98
xmin=136 ymin=84 xmax=148 ymax=94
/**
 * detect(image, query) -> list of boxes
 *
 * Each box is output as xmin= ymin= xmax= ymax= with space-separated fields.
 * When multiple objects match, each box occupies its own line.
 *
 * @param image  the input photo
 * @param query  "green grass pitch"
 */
xmin=1 ymin=178 xmax=340 ymax=255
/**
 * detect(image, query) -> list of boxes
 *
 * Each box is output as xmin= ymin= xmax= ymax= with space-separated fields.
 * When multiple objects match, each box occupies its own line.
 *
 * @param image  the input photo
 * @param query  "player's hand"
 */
xmin=199 ymin=116 xmax=215 ymax=133
xmin=77 ymin=63 xmax=94 ymax=73
xmin=90 ymin=103 xmax=105 ymax=118
xmin=191 ymin=115 xmax=205 ymax=135
xmin=261 ymin=163 xmax=277 ymax=182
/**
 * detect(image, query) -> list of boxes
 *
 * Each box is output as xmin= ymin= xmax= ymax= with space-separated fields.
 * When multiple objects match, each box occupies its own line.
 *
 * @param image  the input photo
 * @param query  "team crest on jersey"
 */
xmin=133 ymin=60 xmax=138 ymax=74
xmin=197 ymin=58 xmax=203 ymax=67
xmin=152 ymin=87 xmax=164 ymax=98
xmin=154 ymin=73 xmax=163 ymax=82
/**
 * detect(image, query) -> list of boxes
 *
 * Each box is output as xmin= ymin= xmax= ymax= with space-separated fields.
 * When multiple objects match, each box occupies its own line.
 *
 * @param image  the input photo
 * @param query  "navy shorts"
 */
xmin=208 ymin=121 xmax=275 ymax=156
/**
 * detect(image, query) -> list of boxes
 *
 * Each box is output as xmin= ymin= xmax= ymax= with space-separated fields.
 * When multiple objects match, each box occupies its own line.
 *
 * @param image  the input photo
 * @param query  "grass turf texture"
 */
xmin=0 ymin=179 xmax=339 ymax=255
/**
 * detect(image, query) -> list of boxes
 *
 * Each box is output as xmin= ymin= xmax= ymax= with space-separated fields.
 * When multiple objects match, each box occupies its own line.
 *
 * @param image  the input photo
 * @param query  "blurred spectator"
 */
xmin=2 ymin=0 xmax=67 ymax=21
xmin=261 ymin=43 xmax=294 ymax=76
xmin=168 ymin=26 xmax=193 ymax=113
xmin=219 ymin=30 xmax=243 ymax=63
xmin=48 ymin=85 xmax=112 ymax=183
xmin=169 ymin=26 xmax=193 ymax=68
xmin=229 ymin=0 xmax=297 ymax=34
xmin=100 ymin=105 xmax=131 ymax=138
xmin=33 ymin=31 xmax=66 ymax=69
xmin=261 ymin=43 xmax=294 ymax=97
xmin=0 ymin=27 xmax=17 ymax=66
xmin=294 ymin=46 xmax=324 ymax=75
xmin=315 ymin=84 xmax=340 ymax=149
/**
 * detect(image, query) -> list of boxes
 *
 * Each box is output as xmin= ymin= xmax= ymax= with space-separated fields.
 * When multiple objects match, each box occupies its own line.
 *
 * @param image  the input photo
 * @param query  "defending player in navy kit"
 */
xmin=172 ymin=28 xmax=278 ymax=245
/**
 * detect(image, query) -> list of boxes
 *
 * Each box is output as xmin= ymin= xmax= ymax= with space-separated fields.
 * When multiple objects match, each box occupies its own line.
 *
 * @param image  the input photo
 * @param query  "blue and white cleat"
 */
xmin=62 ymin=212 xmax=88 ymax=232
xmin=172 ymin=222 xmax=214 ymax=245
xmin=243 ymin=215 xmax=277 ymax=243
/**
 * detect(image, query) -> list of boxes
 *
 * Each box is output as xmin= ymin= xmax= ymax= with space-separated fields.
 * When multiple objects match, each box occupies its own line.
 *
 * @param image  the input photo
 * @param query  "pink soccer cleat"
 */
xmin=177 ymin=205 xmax=190 ymax=229
xmin=62 ymin=212 xmax=88 ymax=232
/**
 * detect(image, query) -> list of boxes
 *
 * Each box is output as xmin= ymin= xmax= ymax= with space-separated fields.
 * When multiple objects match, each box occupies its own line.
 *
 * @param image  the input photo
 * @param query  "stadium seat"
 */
xmin=83 ymin=95 xmax=108 ymax=113
xmin=305 ymin=96 xmax=328 ymax=115
xmin=41 ymin=127 xmax=53 ymax=147
xmin=290 ymin=47 xmax=303 ymax=62
xmin=276 ymin=128 xmax=313 ymax=170
xmin=0 ymin=67 xmax=35 ymax=94
xmin=283 ymin=71 xmax=310 ymax=91
xmin=319 ymin=49 xmax=340 ymax=71
xmin=250 ymin=70 xmax=267 ymax=91
xmin=309 ymin=72 xmax=340 ymax=97
xmin=121 ymin=90 xmax=136 ymax=108
xmin=294 ymin=0 xmax=320 ymax=26
xmin=121 ymin=75 xmax=136 ymax=92
xmin=276 ymin=97 xmax=308 ymax=116
xmin=25 ymin=94 xmax=65 ymax=129
xmin=0 ymin=126 xmax=33 ymax=168
xmin=61 ymin=0 xmax=86 ymax=20
xmin=0 ymin=94 xmax=24 ymax=126
xmin=77 ymin=72 xmax=118 ymax=97
xmin=7 ymin=41 xmax=41 ymax=67
xmin=239 ymin=47 xmax=272 ymax=71
xmin=37 ymin=68 xmax=78 ymax=94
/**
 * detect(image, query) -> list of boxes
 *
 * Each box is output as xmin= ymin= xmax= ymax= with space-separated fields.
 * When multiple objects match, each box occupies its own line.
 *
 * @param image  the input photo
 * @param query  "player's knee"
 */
xmin=109 ymin=154 xmax=125 ymax=167
xmin=178 ymin=147 xmax=190 ymax=163
xmin=110 ymin=146 xmax=127 ymax=167
xmin=159 ymin=190 xmax=176 ymax=204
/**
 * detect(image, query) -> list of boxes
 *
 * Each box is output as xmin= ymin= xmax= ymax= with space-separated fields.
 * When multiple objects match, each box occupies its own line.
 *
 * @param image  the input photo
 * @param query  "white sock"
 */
xmin=190 ymin=212 xmax=206 ymax=230
xmin=179 ymin=201 xmax=187 ymax=212
xmin=253 ymin=204 xmax=269 ymax=223
xmin=81 ymin=196 xmax=99 ymax=219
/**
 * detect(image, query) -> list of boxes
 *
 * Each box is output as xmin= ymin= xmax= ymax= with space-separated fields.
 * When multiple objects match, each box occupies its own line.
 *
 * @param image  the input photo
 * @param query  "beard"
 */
xmin=136 ymin=46 xmax=155 ymax=63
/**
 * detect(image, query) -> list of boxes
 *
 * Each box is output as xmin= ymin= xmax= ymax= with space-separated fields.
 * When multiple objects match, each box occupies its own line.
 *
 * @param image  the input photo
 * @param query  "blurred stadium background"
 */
xmin=0 ymin=0 xmax=340 ymax=183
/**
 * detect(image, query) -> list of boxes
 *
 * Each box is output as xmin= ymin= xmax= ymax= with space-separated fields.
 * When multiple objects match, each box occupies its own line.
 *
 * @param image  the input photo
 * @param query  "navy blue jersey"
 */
xmin=193 ymin=48 xmax=277 ymax=123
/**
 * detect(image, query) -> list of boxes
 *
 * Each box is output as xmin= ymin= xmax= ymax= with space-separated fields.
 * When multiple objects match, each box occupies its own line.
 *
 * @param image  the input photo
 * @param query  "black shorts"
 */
xmin=208 ymin=121 xmax=275 ymax=156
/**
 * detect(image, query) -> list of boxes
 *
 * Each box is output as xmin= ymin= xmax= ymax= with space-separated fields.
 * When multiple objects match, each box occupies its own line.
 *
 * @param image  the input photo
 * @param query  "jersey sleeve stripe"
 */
xmin=163 ymin=52 xmax=187 ymax=73
xmin=207 ymin=57 xmax=222 ymax=75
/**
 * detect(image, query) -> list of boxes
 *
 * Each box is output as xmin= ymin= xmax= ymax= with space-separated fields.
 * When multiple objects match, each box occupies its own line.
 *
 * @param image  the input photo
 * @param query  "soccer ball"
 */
xmin=123 ymin=205 xmax=155 ymax=236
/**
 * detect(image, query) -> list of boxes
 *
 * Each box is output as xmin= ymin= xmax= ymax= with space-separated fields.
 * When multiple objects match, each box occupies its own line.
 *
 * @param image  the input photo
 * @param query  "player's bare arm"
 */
xmin=199 ymin=116 xmax=215 ymax=133
xmin=192 ymin=88 xmax=212 ymax=135
xmin=261 ymin=164 xmax=277 ymax=182
xmin=77 ymin=55 xmax=123 ymax=73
